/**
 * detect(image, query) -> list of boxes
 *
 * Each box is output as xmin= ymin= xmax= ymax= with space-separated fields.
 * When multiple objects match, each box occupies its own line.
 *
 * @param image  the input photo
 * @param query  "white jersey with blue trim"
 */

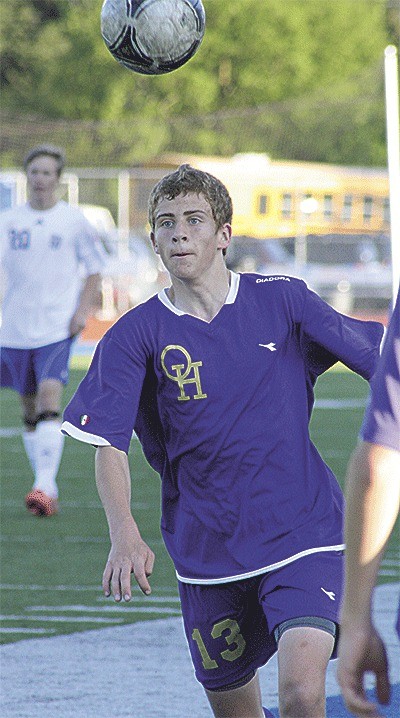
xmin=0 ymin=200 xmax=105 ymax=348
xmin=62 ymin=272 xmax=383 ymax=584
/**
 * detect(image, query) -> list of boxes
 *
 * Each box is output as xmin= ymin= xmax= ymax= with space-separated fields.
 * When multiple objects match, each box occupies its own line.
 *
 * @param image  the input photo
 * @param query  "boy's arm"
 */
xmin=341 ymin=442 xmax=400 ymax=622
xmin=95 ymin=445 xmax=155 ymax=600
xmin=337 ymin=442 xmax=399 ymax=715
xmin=69 ymin=272 xmax=102 ymax=337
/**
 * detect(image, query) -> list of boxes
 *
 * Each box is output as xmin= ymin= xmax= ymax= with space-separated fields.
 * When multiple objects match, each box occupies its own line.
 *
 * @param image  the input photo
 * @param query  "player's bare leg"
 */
xmin=277 ymin=626 xmax=334 ymax=718
xmin=20 ymin=377 xmax=64 ymax=422
xmin=21 ymin=392 xmax=38 ymax=475
xmin=36 ymin=378 xmax=63 ymax=416
xmin=21 ymin=392 xmax=37 ymax=429
xmin=205 ymin=671 xmax=265 ymax=717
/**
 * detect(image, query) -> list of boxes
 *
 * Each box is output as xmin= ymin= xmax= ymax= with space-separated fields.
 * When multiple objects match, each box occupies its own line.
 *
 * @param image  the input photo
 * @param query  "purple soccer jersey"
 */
xmin=62 ymin=273 xmax=383 ymax=584
xmin=361 ymin=288 xmax=400 ymax=452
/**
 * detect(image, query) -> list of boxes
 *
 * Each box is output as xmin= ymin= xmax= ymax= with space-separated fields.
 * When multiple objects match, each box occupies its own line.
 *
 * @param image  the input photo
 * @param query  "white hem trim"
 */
xmin=61 ymin=421 xmax=111 ymax=447
xmin=176 ymin=544 xmax=345 ymax=585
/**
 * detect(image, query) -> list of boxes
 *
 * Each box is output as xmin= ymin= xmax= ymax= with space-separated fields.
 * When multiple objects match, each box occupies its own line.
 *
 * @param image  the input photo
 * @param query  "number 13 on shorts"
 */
xmin=192 ymin=618 xmax=247 ymax=670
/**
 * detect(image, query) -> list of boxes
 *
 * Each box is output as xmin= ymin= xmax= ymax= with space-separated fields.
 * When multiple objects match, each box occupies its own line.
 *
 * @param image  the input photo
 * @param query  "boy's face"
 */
xmin=150 ymin=192 xmax=231 ymax=281
xmin=26 ymin=155 xmax=60 ymax=206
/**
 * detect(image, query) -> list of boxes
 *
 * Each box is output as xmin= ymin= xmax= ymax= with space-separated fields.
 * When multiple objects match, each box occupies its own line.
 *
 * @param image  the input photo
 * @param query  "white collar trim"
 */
xmin=158 ymin=271 xmax=240 ymax=317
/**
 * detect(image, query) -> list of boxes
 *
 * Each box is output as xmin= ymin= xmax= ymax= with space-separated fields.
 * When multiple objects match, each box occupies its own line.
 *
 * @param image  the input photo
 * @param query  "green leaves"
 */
xmin=0 ymin=0 xmax=392 ymax=166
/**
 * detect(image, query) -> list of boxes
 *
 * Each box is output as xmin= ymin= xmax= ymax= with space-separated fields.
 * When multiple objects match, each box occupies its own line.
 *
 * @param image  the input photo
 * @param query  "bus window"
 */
xmin=323 ymin=195 xmax=333 ymax=219
xmin=383 ymin=197 xmax=390 ymax=223
xmin=342 ymin=194 xmax=352 ymax=222
xmin=281 ymin=193 xmax=293 ymax=218
xmin=257 ymin=194 xmax=269 ymax=215
xmin=363 ymin=196 xmax=373 ymax=223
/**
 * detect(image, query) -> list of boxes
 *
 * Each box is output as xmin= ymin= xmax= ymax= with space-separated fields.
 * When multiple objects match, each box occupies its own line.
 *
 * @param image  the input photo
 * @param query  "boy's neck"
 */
xmin=28 ymin=197 xmax=58 ymax=211
xmin=168 ymin=267 xmax=231 ymax=322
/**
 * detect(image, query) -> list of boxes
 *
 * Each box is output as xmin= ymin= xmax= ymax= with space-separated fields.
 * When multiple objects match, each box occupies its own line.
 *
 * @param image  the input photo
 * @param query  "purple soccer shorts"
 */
xmin=178 ymin=550 xmax=343 ymax=691
xmin=0 ymin=337 xmax=74 ymax=395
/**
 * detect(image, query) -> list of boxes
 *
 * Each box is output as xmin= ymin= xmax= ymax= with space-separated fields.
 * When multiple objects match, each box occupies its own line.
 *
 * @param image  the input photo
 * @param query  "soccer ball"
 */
xmin=101 ymin=0 xmax=206 ymax=75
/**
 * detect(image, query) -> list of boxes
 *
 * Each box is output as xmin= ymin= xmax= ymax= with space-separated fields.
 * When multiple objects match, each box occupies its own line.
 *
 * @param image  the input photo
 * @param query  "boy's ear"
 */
xmin=218 ymin=223 xmax=232 ymax=250
xmin=150 ymin=231 xmax=159 ymax=254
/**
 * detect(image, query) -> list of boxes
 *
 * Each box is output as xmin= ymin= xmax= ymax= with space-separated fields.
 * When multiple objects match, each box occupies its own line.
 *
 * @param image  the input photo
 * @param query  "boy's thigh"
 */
xmin=178 ymin=579 xmax=276 ymax=692
xmin=277 ymin=624 xmax=334 ymax=679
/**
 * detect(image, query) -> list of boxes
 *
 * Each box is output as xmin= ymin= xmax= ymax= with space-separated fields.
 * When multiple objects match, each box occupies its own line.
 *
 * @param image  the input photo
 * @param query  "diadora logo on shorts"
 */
xmin=161 ymin=345 xmax=207 ymax=402
xmin=256 ymin=276 xmax=290 ymax=283
xmin=321 ymin=587 xmax=336 ymax=601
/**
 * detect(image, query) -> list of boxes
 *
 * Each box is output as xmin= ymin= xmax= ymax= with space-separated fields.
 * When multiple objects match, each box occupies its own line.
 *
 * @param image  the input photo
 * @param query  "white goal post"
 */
xmin=384 ymin=44 xmax=400 ymax=306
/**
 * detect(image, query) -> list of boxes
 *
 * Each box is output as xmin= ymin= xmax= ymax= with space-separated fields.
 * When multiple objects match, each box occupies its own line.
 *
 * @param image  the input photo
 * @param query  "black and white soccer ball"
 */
xmin=101 ymin=0 xmax=206 ymax=75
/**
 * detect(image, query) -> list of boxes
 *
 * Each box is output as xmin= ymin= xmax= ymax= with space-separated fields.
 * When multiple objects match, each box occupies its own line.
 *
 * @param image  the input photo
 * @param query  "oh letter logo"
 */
xmin=161 ymin=345 xmax=207 ymax=401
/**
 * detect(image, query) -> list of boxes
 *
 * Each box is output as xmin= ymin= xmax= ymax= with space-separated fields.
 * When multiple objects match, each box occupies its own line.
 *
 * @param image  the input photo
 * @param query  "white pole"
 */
xmin=384 ymin=45 xmax=400 ymax=306
xmin=65 ymin=173 xmax=79 ymax=206
xmin=118 ymin=170 xmax=130 ymax=260
xmin=16 ymin=172 xmax=27 ymax=204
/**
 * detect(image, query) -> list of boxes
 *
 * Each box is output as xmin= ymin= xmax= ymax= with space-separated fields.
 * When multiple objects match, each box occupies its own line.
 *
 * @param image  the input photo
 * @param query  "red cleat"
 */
xmin=25 ymin=489 xmax=58 ymax=517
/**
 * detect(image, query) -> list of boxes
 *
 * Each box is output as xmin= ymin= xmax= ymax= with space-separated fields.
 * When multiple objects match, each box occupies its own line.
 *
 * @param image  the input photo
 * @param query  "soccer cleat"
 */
xmin=263 ymin=709 xmax=275 ymax=718
xmin=25 ymin=489 xmax=58 ymax=517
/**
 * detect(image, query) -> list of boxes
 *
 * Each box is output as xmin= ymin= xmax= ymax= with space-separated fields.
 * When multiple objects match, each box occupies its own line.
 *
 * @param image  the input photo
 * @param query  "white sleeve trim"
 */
xmin=61 ymin=421 xmax=111 ymax=447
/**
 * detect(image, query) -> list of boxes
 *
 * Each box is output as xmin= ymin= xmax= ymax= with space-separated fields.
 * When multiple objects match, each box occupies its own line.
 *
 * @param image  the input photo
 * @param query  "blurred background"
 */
xmin=1 ymin=0 xmax=399 ymax=334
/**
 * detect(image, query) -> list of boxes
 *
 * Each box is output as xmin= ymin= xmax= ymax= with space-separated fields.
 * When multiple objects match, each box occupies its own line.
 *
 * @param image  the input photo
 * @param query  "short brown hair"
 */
xmin=23 ymin=145 xmax=66 ymax=177
xmin=148 ymin=164 xmax=233 ymax=231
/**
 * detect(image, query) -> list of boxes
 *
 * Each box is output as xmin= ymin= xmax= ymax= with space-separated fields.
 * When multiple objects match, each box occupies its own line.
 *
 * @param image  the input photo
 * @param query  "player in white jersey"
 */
xmin=0 ymin=144 xmax=105 ymax=516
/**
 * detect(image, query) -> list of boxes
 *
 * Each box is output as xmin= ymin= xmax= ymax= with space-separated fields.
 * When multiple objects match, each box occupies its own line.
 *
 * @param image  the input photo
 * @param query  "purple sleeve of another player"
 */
xmin=361 ymin=289 xmax=400 ymax=452
xmin=62 ymin=332 xmax=147 ymax=453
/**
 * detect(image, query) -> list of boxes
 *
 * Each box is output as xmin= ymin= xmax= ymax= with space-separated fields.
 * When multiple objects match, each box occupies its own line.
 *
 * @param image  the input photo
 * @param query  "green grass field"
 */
xmin=1 ymin=366 xmax=399 ymax=646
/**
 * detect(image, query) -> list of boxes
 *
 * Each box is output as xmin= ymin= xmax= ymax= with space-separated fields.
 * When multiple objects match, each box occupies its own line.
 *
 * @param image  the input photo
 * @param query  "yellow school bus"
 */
xmin=158 ymin=153 xmax=389 ymax=240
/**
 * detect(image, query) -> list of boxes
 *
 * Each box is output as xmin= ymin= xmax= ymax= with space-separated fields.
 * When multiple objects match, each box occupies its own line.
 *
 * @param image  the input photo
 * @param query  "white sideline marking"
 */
xmin=0 ymin=535 xmax=165 ymax=547
xmin=0 ymin=583 xmax=104 ymax=592
xmin=314 ymin=398 xmax=366 ymax=408
xmin=0 ymin=427 xmax=22 ymax=437
xmin=0 ymin=535 xmax=107 ymax=544
xmin=26 ymin=605 xmax=182 ymax=615
xmin=0 ymin=499 xmax=151 ymax=509
xmin=96 ymin=594 xmax=180 ymax=604
xmin=0 ymin=584 xmax=179 ymax=600
xmin=0 ymin=628 xmax=57 ymax=635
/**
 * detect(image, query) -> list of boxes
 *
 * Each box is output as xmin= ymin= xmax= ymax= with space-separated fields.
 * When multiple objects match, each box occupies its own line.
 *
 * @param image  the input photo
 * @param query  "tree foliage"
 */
xmin=0 ymin=0 xmax=395 ymax=167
